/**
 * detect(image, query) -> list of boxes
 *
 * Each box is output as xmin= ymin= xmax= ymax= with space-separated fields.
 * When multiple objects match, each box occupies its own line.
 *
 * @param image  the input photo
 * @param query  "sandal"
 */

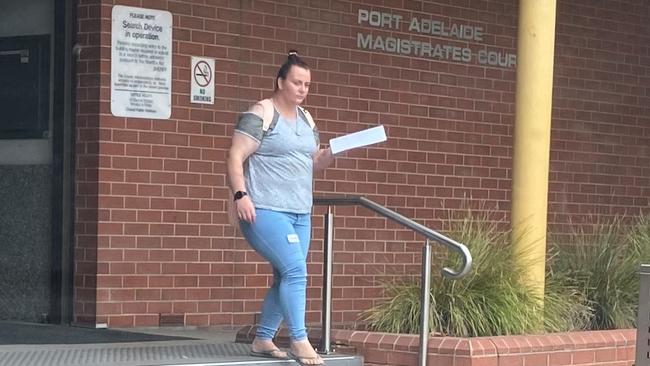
xmin=249 ymin=348 xmax=288 ymax=359
xmin=288 ymin=351 xmax=324 ymax=366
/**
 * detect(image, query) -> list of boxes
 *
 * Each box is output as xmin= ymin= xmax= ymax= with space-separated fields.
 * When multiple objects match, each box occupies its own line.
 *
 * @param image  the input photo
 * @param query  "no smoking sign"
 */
xmin=190 ymin=57 xmax=214 ymax=104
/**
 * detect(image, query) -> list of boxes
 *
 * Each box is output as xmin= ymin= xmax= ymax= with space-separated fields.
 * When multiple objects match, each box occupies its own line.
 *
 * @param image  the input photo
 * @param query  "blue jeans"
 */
xmin=240 ymin=208 xmax=312 ymax=341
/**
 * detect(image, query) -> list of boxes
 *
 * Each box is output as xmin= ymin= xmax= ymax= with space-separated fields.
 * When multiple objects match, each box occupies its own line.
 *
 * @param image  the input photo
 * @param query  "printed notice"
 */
xmin=329 ymin=125 xmax=387 ymax=154
xmin=111 ymin=5 xmax=172 ymax=119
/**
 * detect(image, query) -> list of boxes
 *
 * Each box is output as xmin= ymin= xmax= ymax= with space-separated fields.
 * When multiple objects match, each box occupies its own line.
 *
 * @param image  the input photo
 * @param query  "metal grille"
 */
xmin=0 ymin=342 xmax=253 ymax=366
xmin=0 ymin=342 xmax=361 ymax=366
xmin=636 ymin=265 xmax=650 ymax=365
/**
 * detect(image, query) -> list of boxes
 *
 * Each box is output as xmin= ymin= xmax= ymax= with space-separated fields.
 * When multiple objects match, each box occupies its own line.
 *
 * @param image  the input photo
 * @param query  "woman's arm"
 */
xmin=227 ymin=133 xmax=258 ymax=192
xmin=227 ymin=133 xmax=259 ymax=223
xmin=227 ymin=104 xmax=264 ymax=223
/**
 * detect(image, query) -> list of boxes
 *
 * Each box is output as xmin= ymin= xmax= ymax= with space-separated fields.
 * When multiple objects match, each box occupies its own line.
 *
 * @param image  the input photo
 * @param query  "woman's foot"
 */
xmin=250 ymin=338 xmax=287 ymax=359
xmin=289 ymin=339 xmax=323 ymax=365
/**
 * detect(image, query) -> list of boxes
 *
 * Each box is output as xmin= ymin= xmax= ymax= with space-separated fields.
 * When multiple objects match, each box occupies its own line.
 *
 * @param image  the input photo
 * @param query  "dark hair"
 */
xmin=275 ymin=50 xmax=309 ymax=91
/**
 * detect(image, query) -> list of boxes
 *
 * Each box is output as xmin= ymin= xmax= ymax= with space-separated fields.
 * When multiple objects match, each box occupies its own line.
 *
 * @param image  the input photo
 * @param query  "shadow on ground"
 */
xmin=0 ymin=321 xmax=195 ymax=345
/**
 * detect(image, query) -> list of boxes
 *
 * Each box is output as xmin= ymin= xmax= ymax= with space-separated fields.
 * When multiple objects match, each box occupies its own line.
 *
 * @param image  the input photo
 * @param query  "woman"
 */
xmin=226 ymin=51 xmax=334 ymax=366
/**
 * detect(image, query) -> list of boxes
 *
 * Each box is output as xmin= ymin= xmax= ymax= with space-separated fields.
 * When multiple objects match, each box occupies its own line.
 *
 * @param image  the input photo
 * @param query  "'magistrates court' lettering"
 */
xmin=356 ymin=9 xmax=516 ymax=68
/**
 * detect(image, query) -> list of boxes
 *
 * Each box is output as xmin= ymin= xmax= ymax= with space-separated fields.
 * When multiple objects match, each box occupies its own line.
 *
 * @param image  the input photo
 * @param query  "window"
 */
xmin=0 ymin=35 xmax=50 ymax=139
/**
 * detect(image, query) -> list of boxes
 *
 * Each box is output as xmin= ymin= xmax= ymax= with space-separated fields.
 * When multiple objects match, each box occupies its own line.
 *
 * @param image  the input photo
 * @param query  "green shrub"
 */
xmin=552 ymin=213 xmax=650 ymax=330
xmin=361 ymin=210 xmax=591 ymax=337
xmin=628 ymin=213 xmax=650 ymax=262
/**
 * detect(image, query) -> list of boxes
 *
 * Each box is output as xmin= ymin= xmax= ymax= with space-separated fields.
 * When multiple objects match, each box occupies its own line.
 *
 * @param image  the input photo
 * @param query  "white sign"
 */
xmin=111 ymin=5 xmax=172 ymax=119
xmin=190 ymin=57 xmax=215 ymax=105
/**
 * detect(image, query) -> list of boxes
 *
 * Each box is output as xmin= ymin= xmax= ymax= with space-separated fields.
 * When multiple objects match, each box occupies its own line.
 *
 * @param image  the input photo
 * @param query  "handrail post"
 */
xmin=319 ymin=205 xmax=334 ymax=354
xmin=418 ymin=239 xmax=432 ymax=366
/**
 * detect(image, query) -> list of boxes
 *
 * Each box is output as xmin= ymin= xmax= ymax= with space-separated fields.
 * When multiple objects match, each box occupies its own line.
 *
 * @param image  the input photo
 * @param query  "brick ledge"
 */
xmin=330 ymin=328 xmax=636 ymax=366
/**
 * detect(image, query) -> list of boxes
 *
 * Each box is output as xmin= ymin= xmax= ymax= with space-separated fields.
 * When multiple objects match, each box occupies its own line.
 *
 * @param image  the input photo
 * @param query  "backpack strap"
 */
xmin=298 ymin=106 xmax=316 ymax=129
xmin=257 ymin=98 xmax=276 ymax=132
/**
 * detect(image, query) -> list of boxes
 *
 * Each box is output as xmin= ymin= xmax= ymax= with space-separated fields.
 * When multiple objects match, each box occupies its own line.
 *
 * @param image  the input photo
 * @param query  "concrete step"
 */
xmin=0 ymin=341 xmax=363 ymax=366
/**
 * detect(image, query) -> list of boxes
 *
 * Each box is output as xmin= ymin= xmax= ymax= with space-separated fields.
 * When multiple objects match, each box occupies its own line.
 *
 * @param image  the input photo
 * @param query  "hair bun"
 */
xmin=288 ymin=49 xmax=299 ymax=57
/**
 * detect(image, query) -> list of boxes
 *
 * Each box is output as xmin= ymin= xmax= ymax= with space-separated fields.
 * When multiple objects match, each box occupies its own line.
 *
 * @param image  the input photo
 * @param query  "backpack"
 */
xmin=227 ymin=98 xmax=316 ymax=230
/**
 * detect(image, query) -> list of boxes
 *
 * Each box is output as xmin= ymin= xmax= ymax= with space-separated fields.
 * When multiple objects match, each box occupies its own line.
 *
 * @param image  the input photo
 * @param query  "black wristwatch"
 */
xmin=233 ymin=191 xmax=248 ymax=201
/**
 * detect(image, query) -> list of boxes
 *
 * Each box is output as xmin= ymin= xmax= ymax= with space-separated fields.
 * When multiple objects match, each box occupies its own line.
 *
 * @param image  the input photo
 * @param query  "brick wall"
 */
xmin=74 ymin=0 xmax=104 ymax=325
xmin=549 ymin=0 xmax=650 ymax=228
xmin=74 ymin=0 xmax=650 ymax=327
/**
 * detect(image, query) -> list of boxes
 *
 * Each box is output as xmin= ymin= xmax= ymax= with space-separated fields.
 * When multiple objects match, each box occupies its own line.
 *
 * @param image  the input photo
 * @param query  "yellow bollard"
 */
xmin=511 ymin=0 xmax=558 ymax=302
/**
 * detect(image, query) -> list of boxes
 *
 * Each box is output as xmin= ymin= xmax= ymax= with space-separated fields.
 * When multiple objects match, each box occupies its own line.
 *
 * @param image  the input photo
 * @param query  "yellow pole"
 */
xmin=511 ymin=0 xmax=558 ymax=300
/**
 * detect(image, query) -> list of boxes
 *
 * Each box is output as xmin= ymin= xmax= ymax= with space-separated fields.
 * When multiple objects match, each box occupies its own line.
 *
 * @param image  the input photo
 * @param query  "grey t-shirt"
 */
xmin=235 ymin=110 xmax=318 ymax=214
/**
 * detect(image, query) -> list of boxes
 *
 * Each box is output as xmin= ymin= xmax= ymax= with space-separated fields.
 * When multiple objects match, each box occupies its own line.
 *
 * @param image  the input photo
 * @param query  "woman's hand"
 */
xmin=313 ymin=146 xmax=335 ymax=172
xmin=235 ymin=195 xmax=256 ymax=223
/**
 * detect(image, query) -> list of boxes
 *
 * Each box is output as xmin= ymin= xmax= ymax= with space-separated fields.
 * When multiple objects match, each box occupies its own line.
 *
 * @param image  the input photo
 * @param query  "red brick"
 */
xmin=523 ymin=353 xmax=548 ymax=366
xmin=549 ymin=351 xmax=572 ymax=365
xmin=572 ymin=350 xmax=595 ymax=364
xmin=595 ymin=348 xmax=617 ymax=362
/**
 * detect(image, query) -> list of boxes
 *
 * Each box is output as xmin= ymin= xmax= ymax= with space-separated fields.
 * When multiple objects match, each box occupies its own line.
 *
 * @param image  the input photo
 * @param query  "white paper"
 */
xmin=329 ymin=125 xmax=387 ymax=154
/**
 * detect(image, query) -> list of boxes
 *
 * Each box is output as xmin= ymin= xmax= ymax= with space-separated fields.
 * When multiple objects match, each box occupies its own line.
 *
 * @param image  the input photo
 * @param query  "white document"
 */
xmin=329 ymin=125 xmax=387 ymax=154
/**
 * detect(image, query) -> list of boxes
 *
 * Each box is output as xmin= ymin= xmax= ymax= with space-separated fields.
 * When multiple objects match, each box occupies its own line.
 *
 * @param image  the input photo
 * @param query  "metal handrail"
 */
xmin=313 ymin=195 xmax=473 ymax=366
xmin=314 ymin=196 xmax=472 ymax=278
